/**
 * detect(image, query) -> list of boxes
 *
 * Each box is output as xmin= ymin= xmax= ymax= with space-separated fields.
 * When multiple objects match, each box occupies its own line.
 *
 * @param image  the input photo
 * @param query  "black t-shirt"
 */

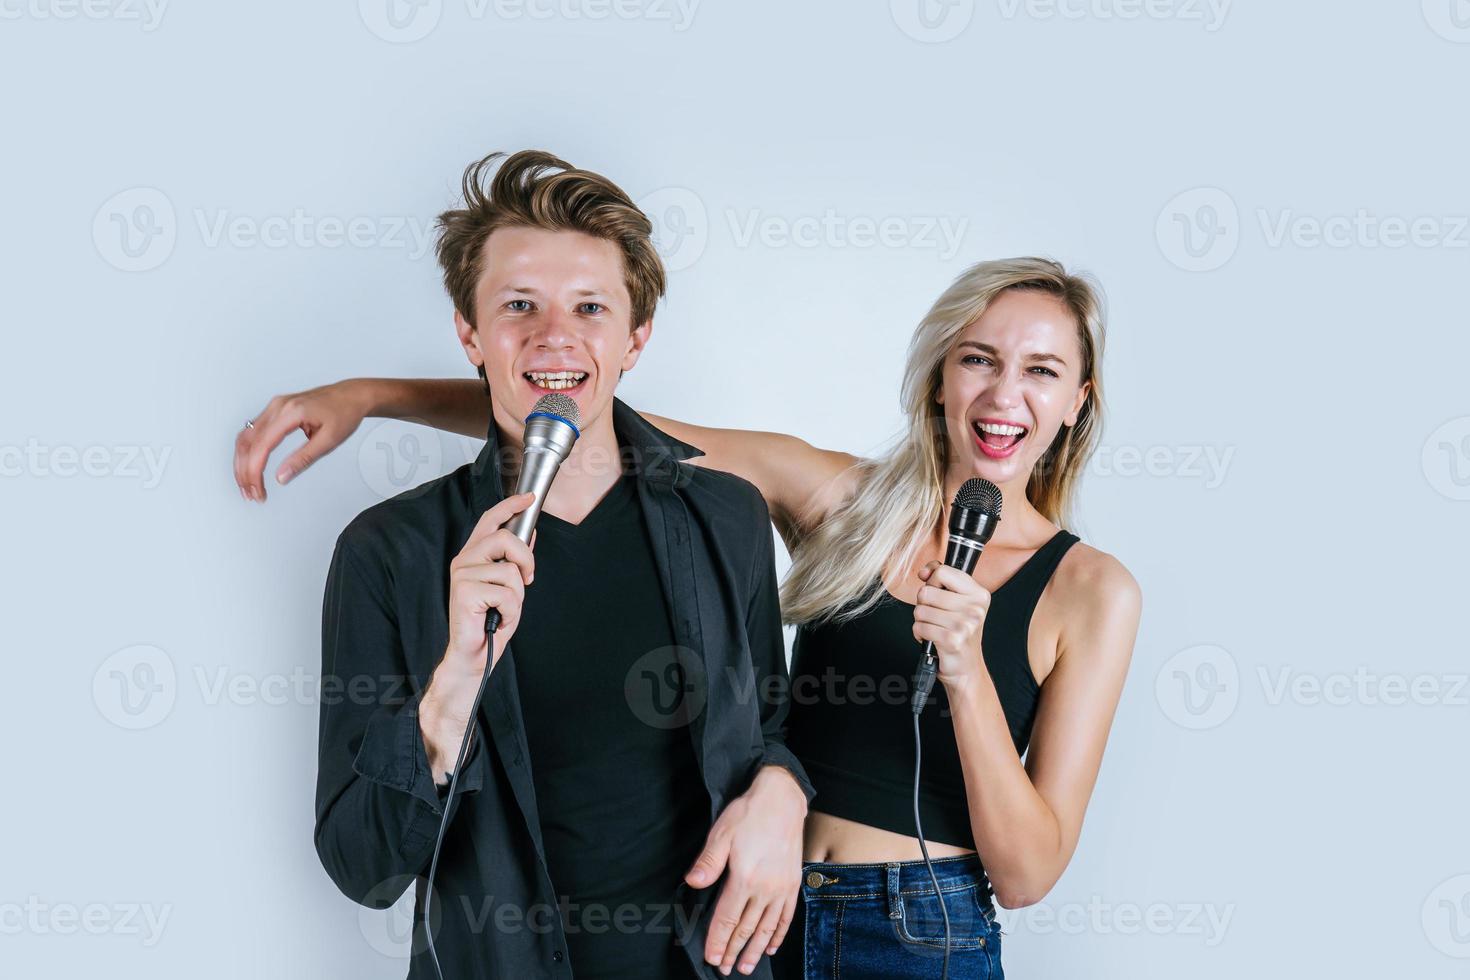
xmin=511 ymin=470 xmax=709 ymax=980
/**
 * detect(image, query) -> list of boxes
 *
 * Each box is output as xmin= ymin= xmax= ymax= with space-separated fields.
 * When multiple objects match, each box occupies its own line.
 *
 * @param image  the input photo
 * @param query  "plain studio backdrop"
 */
xmin=2 ymin=2 xmax=1467 ymax=977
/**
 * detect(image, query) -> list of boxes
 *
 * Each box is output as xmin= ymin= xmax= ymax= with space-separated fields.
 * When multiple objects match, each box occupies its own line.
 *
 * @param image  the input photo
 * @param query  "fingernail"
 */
xmin=276 ymin=468 xmax=292 ymax=485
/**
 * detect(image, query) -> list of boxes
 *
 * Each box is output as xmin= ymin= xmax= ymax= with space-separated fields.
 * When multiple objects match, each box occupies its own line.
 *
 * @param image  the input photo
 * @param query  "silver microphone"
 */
xmin=485 ymin=392 xmax=582 ymax=634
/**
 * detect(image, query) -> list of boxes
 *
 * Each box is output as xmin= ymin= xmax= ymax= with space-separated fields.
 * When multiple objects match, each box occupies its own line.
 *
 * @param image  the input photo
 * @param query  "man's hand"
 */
xmin=685 ymin=766 xmax=807 ymax=975
xmin=420 ymin=492 xmax=536 ymax=783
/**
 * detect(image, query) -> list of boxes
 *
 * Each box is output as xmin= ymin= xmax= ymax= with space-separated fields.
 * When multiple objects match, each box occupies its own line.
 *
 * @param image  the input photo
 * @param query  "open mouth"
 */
xmin=971 ymin=419 xmax=1029 ymax=459
xmin=523 ymin=370 xmax=589 ymax=394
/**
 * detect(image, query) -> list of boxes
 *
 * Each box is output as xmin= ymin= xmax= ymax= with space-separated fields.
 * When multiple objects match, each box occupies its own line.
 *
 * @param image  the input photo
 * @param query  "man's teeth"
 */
xmin=976 ymin=421 xmax=1027 ymax=437
xmin=526 ymin=371 xmax=587 ymax=390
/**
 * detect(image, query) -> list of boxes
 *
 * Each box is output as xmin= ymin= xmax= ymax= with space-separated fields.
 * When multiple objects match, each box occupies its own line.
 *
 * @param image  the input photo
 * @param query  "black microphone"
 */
xmin=425 ymin=391 xmax=581 ymax=980
xmin=485 ymin=392 xmax=582 ymax=635
xmin=911 ymin=477 xmax=1002 ymax=714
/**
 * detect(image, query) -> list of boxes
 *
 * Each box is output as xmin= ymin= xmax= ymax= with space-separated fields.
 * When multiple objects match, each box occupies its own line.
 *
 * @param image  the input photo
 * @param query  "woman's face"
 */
xmin=937 ymin=288 xmax=1090 ymax=494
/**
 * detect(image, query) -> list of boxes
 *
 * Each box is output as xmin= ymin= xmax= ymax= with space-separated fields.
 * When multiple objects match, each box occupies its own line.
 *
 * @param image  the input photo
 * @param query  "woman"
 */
xmin=237 ymin=257 xmax=1141 ymax=978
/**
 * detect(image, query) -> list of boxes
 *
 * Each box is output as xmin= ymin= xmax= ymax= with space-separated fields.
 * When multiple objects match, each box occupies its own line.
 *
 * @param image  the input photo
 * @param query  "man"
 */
xmin=313 ymin=150 xmax=812 ymax=979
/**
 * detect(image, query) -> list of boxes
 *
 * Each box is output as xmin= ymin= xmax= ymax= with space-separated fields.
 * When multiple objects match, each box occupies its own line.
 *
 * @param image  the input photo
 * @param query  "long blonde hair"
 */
xmin=780 ymin=257 xmax=1107 ymax=625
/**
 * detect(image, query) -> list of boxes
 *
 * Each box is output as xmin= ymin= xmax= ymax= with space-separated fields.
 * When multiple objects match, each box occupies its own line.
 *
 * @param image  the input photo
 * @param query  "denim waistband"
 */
xmin=800 ymin=854 xmax=994 ymax=917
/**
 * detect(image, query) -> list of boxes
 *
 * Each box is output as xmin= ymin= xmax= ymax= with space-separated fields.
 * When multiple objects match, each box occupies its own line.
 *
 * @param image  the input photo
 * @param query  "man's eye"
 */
xmin=507 ymin=300 xmax=532 ymax=312
xmin=577 ymin=302 xmax=604 ymax=315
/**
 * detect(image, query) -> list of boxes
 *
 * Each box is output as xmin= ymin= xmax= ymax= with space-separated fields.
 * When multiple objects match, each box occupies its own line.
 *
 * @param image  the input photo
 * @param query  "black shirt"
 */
xmin=313 ymin=400 xmax=814 ymax=980
xmin=785 ymin=529 xmax=1080 ymax=849
xmin=513 ymin=470 xmax=706 ymax=979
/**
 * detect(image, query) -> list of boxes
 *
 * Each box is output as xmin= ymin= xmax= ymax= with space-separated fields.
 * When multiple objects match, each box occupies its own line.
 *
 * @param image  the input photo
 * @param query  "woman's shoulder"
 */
xmin=1050 ymin=536 xmax=1142 ymax=662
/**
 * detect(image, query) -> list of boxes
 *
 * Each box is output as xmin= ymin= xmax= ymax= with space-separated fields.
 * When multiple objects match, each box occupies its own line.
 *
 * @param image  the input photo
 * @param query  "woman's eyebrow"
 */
xmin=956 ymin=340 xmax=1068 ymax=367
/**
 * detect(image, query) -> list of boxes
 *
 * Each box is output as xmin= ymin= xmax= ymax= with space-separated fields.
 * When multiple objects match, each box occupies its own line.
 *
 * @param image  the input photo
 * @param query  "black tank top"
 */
xmin=785 ymin=528 xmax=1080 ymax=850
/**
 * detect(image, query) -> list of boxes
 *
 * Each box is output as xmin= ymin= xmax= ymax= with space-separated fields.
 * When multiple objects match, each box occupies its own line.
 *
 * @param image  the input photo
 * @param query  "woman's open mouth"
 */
xmin=972 ymin=419 xmax=1028 ymax=460
xmin=523 ymin=370 xmax=588 ymax=395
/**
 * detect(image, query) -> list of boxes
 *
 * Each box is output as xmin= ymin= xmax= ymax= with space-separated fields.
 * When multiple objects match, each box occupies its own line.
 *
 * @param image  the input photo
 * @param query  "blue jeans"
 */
xmin=771 ymin=854 xmax=1003 ymax=979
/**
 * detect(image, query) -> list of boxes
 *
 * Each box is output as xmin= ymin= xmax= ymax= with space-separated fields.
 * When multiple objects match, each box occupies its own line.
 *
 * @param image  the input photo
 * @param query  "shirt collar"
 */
xmin=470 ymin=395 xmax=704 ymax=513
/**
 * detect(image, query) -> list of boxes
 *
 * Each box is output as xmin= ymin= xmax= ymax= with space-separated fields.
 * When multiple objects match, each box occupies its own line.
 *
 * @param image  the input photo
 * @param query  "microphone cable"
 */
xmin=913 ymin=709 xmax=951 ymax=980
xmin=423 ymin=622 xmax=498 ymax=980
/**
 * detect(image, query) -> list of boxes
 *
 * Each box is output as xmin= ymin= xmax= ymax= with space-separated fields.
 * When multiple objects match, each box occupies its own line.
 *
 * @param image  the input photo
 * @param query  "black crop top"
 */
xmin=784 ymin=528 xmax=1080 ymax=850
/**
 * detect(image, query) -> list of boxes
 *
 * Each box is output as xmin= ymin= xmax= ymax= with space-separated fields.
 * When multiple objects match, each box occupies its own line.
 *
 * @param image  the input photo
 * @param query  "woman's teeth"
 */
xmin=974 ymin=420 xmax=1027 ymax=449
xmin=525 ymin=371 xmax=587 ymax=391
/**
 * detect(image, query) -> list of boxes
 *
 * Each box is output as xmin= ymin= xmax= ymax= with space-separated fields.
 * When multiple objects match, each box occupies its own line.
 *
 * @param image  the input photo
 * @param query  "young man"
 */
xmin=313 ymin=151 xmax=812 ymax=979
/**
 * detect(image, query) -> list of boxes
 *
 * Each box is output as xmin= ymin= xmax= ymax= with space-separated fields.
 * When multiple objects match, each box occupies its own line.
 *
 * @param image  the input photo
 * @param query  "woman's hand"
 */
xmin=234 ymin=380 xmax=375 ymax=501
xmin=912 ymin=560 xmax=993 ymax=691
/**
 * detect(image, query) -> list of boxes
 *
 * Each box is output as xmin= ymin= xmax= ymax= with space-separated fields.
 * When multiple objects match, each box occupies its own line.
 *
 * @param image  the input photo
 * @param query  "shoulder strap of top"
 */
xmin=999 ymin=529 xmax=1080 ymax=605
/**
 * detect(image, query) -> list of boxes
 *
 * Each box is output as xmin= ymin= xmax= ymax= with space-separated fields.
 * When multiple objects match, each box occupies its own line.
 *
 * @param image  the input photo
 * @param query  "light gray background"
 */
xmin=3 ymin=1 xmax=1467 ymax=977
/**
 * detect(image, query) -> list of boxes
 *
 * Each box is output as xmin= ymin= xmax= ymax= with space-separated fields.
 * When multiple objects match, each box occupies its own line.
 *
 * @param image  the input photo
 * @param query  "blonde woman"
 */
xmin=237 ymin=257 xmax=1141 ymax=978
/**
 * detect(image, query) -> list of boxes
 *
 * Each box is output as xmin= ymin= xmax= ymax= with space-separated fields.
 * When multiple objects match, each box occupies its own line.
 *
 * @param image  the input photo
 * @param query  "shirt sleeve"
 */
xmin=744 ymin=496 xmax=817 ymax=805
xmin=313 ymin=530 xmax=491 ymax=907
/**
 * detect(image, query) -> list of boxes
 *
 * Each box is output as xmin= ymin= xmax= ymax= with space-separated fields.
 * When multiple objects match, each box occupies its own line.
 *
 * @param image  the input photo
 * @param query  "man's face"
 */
xmin=455 ymin=225 xmax=651 ymax=440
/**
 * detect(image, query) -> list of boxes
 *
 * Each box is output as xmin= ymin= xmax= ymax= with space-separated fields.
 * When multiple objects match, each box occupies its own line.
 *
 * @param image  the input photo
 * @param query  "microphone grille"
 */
xmin=955 ymin=477 xmax=1002 ymax=517
xmin=529 ymin=393 xmax=583 ymax=431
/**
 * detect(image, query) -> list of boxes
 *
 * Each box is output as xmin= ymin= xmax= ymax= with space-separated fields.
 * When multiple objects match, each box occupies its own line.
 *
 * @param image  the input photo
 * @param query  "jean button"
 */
xmin=805 ymin=871 xmax=825 ymax=889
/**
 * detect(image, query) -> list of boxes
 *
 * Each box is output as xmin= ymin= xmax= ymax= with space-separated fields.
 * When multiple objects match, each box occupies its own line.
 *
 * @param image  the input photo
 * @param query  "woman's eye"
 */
xmin=506 ymin=299 xmax=532 ymax=312
xmin=1030 ymin=366 xmax=1059 ymax=378
xmin=961 ymin=355 xmax=991 ymax=366
xmin=577 ymin=302 xmax=604 ymax=315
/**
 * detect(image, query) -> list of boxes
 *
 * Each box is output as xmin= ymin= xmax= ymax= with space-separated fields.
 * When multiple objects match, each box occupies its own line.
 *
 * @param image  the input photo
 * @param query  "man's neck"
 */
xmin=496 ymin=408 xmax=624 ymax=526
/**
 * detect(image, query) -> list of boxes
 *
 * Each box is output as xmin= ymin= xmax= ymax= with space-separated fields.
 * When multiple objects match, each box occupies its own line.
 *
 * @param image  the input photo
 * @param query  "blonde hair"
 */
xmin=780 ymin=257 xmax=1106 ymax=625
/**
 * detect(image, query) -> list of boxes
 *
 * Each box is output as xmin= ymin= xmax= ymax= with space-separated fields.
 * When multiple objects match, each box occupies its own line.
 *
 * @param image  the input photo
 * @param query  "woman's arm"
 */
xmin=234 ymin=378 xmax=489 ymax=501
xmin=638 ymin=413 xmax=860 ymax=545
xmin=914 ymin=547 xmax=1141 ymax=908
xmin=234 ymin=380 xmax=862 ymax=538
